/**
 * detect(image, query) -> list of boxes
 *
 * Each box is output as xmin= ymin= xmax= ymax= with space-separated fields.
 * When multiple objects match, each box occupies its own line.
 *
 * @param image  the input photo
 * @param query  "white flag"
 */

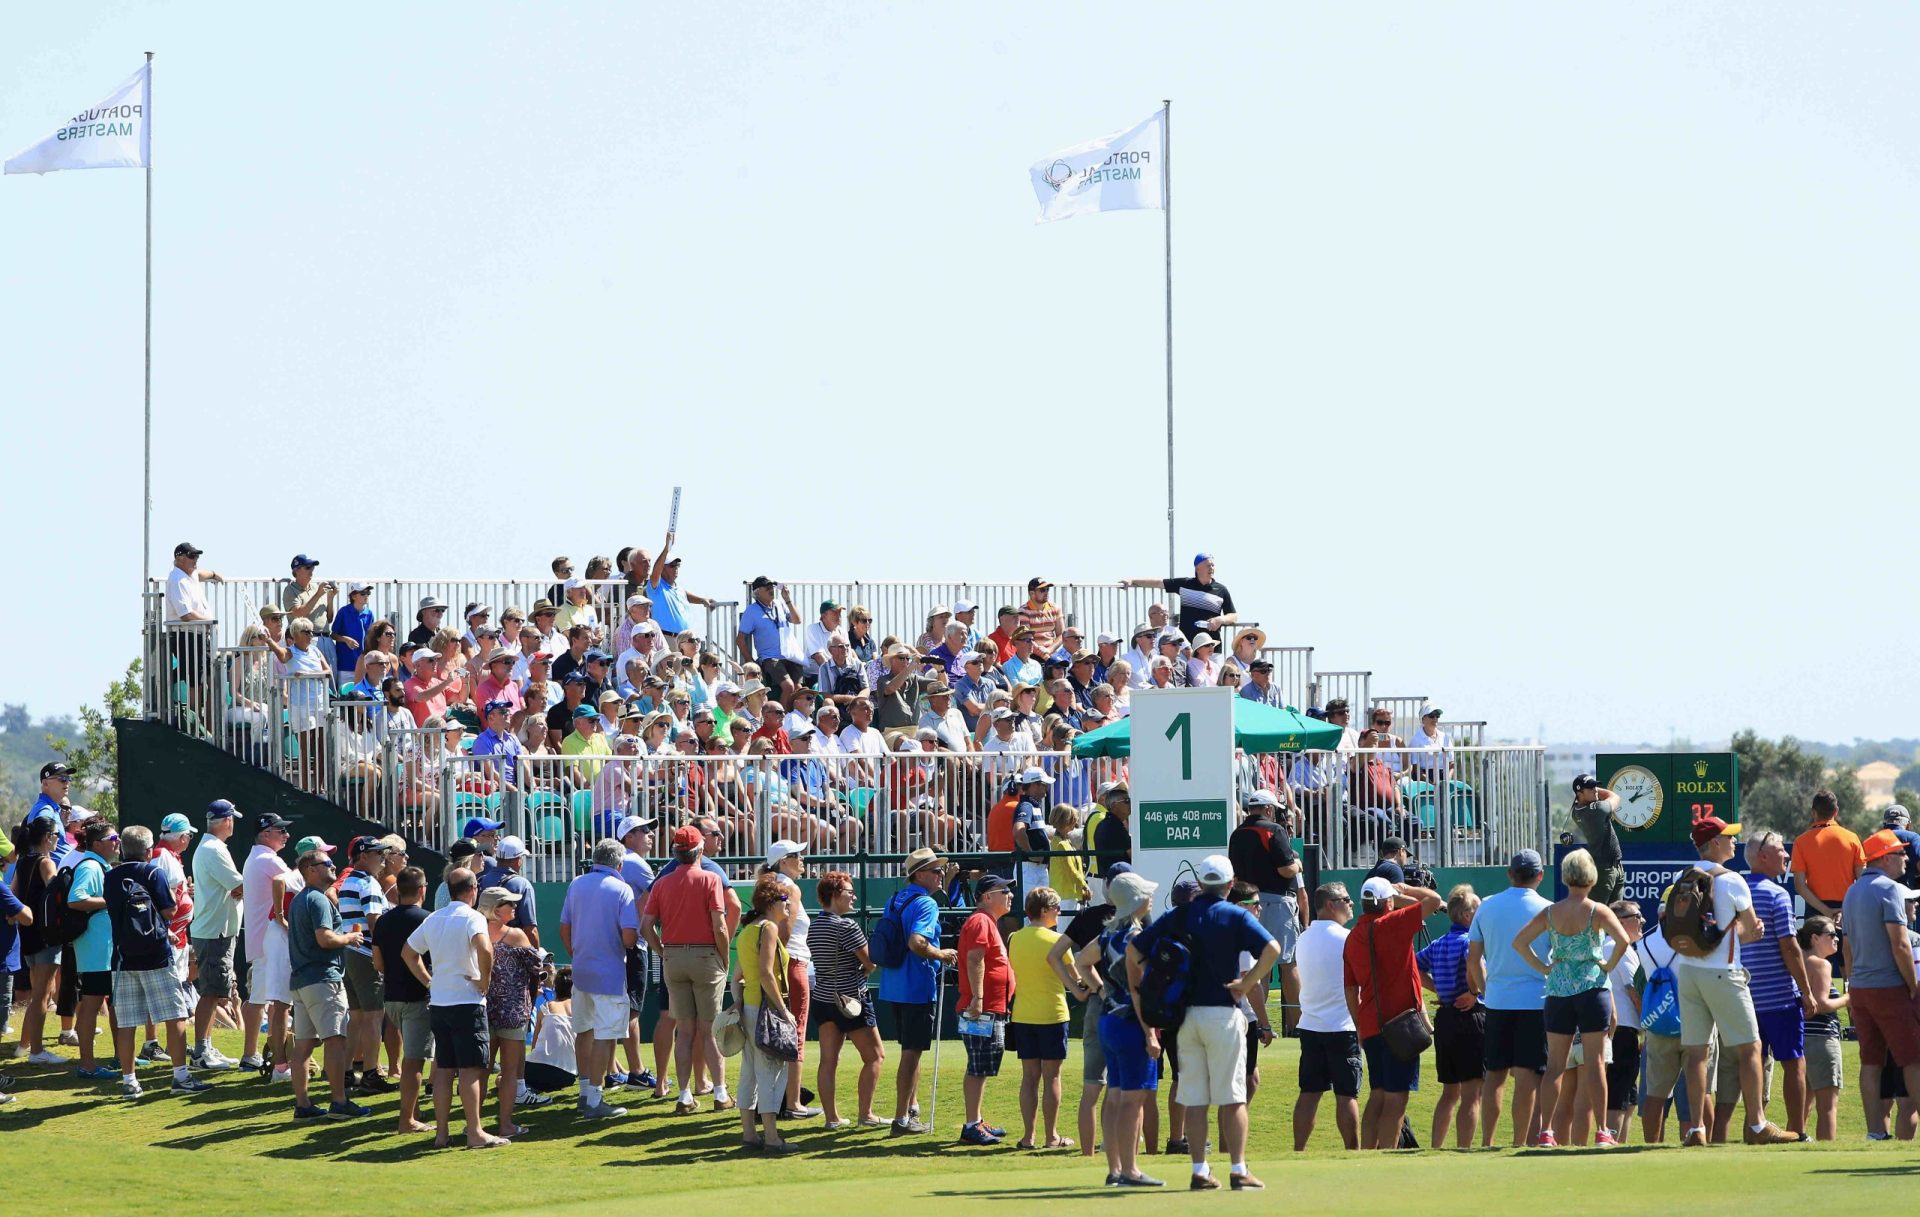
xmin=1029 ymin=109 xmax=1163 ymax=224
xmin=5 ymin=63 xmax=151 ymax=176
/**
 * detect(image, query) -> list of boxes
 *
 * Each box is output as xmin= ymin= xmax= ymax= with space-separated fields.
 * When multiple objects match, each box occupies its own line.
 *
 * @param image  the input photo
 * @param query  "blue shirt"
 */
xmin=1467 ymin=885 xmax=1552 ymax=1010
xmin=1416 ymin=923 xmax=1473 ymax=1003
xmin=656 ymin=855 xmax=728 ymax=884
xmin=288 ymin=885 xmax=345 ymax=988
xmin=332 ymin=603 xmax=373 ymax=678
xmin=477 ymin=863 xmax=538 ymax=935
xmin=471 ymin=729 xmax=523 ymax=785
xmin=1742 ymin=873 xmax=1800 ymax=1012
xmin=739 ymin=600 xmax=784 ymax=662
xmin=649 ymin=578 xmax=692 ymax=636
xmin=620 ymin=851 xmax=655 ymax=902
xmin=560 ymin=865 xmax=639 ymax=997
xmin=1132 ymin=894 xmax=1275 ymax=1008
xmin=1238 ymin=681 xmax=1285 ymax=709
xmin=877 ymin=885 xmax=942 ymax=1004
xmin=28 ymin=793 xmax=63 ymax=828
xmin=0 ymin=866 xmax=24 ymax=972
xmin=69 ymin=851 xmax=113 ymax=974
xmin=1842 ymin=870 xmax=1910 ymax=990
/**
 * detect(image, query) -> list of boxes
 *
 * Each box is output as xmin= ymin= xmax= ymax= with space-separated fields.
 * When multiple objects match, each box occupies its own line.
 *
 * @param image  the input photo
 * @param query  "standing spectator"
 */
xmin=331 ymin=581 xmax=374 ymax=687
xmin=1841 ymin=828 xmax=1920 ymax=1138
xmin=1881 ymin=804 xmax=1920 ymax=887
xmin=480 ymin=887 xmax=543 ymax=1137
xmin=286 ymin=846 xmax=370 ymax=1120
xmin=1739 ymin=829 xmax=1816 ymax=1138
xmin=1293 ymin=882 xmax=1361 ymax=1151
xmin=371 ymin=866 xmax=433 ymax=1134
xmin=281 ymin=554 xmax=336 ymax=633
xmin=1676 ymin=816 xmax=1796 ymax=1146
xmin=67 ymin=818 xmax=122 ymax=1081
xmin=1793 ymin=788 xmax=1866 ymax=924
xmin=1009 ymin=885 xmax=1079 ymax=1150
xmin=1091 ymin=782 xmax=1134 ymax=880
xmin=1015 ymin=578 xmax=1065 ymax=657
xmin=10 ymin=815 xmax=62 ymax=1067
xmin=1343 ymin=875 xmax=1443 ymax=1150
xmin=737 ymin=577 xmax=802 ymax=700
xmin=1129 ymin=855 xmax=1280 ymax=1190
xmin=1513 ymin=850 xmax=1632 ymax=1146
xmin=1010 ymin=768 xmax=1055 ymax=895
xmin=731 ymin=874 xmax=799 ymax=1152
xmin=955 ymin=874 xmax=1014 ymax=1145
xmin=810 ymin=869 xmax=883 ymax=1129
xmin=1227 ymin=791 xmax=1302 ymax=1034
xmin=645 ymin=531 xmax=715 ymax=639
xmin=1095 ymin=871 xmax=1164 ymax=1186
xmin=1417 ymin=884 xmax=1484 ymax=1148
xmin=188 ymin=799 xmax=244 ymax=1070
xmin=402 ymin=866 xmax=509 ymax=1149
xmin=478 ymin=836 xmax=540 ymax=948
xmin=241 ymin=813 xmax=298 ymax=1075
xmin=163 ymin=542 xmax=224 ymax=726
xmin=105 ymin=826 xmax=211 ymax=1098
xmin=562 ymin=839 xmax=643 ymax=1121
xmin=639 ymin=827 xmax=731 ymax=1115
xmin=879 ymin=849 xmax=958 ymax=1137
xmin=803 ymin=599 xmax=846 ymax=682
xmin=1603 ymin=899 xmax=1645 ymax=1143
xmin=1566 ymin=773 xmax=1627 ymax=907
xmin=1634 ymin=884 xmax=1707 ymax=1143
xmin=1797 ymin=916 xmax=1848 ymax=1140
xmin=762 ymin=841 xmax=819 ymax=1119
xmin=1123 ymin=552 xmax=1236 ymax=641
xmin=1466 ymin=850 xmax=1554 ymax=1147
xmin=614 ymin=815 xmax=658 ymax=1093
xmin=336 ymin=835 xmax=392 ymax=1093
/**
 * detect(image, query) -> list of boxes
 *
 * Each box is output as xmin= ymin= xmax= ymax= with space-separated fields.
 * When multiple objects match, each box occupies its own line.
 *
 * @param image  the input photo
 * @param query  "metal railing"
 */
xmin=1369 ymin=696 xmax=1430 ymax=740
xmin=1256 ymin=646 xmax=1315 ymax=709
xmin=1309 ymin=669 xmax=1371 ymax=717
xmin=745 ymin=580 xmax=1173 ymax=657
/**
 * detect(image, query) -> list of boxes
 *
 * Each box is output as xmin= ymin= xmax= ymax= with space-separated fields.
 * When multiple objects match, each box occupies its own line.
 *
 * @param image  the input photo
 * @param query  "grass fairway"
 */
xmin=1 ymin=1028 xmax=1907 ymax=1215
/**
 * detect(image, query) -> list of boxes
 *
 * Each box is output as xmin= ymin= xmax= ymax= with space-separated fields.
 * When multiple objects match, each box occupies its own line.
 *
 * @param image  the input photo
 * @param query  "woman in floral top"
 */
xmin=482 ymin=886 xmax=545 ymax=1138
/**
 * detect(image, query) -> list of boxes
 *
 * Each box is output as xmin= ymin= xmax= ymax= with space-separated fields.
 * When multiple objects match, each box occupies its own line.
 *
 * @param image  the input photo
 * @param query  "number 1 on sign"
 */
xmin=1165 ymin=712 xmax=1192 ymax=781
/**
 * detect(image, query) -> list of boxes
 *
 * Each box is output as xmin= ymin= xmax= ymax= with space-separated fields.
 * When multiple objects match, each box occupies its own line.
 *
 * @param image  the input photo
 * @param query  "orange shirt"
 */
xmin=1791 ymin=821 xmax=1864 ymax=902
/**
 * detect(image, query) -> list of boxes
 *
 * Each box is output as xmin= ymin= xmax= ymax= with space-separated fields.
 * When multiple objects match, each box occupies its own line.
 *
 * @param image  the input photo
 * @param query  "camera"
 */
xmin=1403 ymin=855 xmax=1437 ymax=890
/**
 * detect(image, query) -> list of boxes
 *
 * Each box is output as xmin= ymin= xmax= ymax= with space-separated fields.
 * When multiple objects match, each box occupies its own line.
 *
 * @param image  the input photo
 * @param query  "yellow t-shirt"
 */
xmin=738 ymin=920 xmax=790 ymax=1008
xmin=1009 ymin=924 xmax=1069 ymax=1025
xmin=561 ymin=729 xmax=612 ymax=777
xmin=1049 ymin=838 xmax=1088 ymax=904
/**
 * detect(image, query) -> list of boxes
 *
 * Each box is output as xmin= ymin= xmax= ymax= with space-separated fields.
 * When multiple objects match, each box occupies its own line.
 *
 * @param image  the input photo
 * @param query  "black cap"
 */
xmin=448 ymin=838 xmax=480 ymax=861
xmin=976 ymin=874 xmax=1012 ymax=896
xmin=1572 ymin=772 xmax=1600 ymax=794
xmin=749 ymin=575 xmax=775 ymax=591
xmin=255 ymin=813 xmax=294 ymax=832
xmin=1027 ymin=576 xmax=1051 ymax=592
xmin=173 ymin=541 xmax=203 ymax=558
xmin=40 ymin=761 xmax=75 ymax=780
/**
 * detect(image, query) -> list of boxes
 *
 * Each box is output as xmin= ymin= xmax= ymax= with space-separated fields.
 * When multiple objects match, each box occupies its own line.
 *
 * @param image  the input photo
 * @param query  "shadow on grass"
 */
xmin=1513 ymin=1144 xmax=1669 ymax=1157
xmin=0 ymin=1098 xmax=97 ymax=1128
xmin=1810 ymin=1164 xmax=1920 ymax=1177
xmin=927 ymin=1186 xmax=1143 ymax=1199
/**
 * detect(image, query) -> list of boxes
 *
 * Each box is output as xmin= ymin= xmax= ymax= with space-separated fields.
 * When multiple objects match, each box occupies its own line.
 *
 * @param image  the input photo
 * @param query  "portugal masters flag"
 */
xmin=1029 ymin=108 xmax=1164 ymax=224
xmin=5 ymin=62 xmax=151 ymax=175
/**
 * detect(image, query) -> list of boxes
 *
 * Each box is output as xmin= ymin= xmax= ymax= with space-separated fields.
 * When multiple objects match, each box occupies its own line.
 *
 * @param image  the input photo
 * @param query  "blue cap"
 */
xmin=560 ymin=671 xmax=588 ymax=685
xmin=1108 ymin=861 xmax=1134 ymax=877
xmin=1193 ymin=552 xmax=1213 ymax=566
xmin=1171 ymin=878 xmax=1202 ymax=906
xmin=159 ymin=813 xmax=195 ymax=836
xmin=584 ymin=649 xmax=610 ymax=664
xmin=1510 ymin=849 xmax=1544 ymax=876
xmin=290 ymin=553 xmax=319 ymax=569
xmin=206 ymin=799 xmax=239 ymax=819
xmin=461 ymin=816 xmax=505 ymax=837
xmin=482 ymin=699 xmax=513 ymax=716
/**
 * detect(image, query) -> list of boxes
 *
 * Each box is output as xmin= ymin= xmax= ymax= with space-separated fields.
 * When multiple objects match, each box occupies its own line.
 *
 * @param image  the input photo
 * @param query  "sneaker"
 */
xmin=1532 ymin=1131 xmax=1559 ymax=1148
xmin=1189 ymin=1175 xmax=1221 ymax=1191
xmin=139 ymin=1040 xmax=170 ymax=1064
xmin=519 ymin=1090 xmax=554 ymax=1107
xmin=26 ymin=1050 xmax=65 ymax=1067
xmin=271 ymin=1065 xmax=293 ymax=1084
xmin=1596 ymin=1129 xmax=1622 ymax=1147
xmin=1743 ymin=1122 xmax=1798 ymax=1146
xmin=578 ymin=1100 xmax=627 ymax=1120
xmin=780 ymin=1104 xmax=821 ymax=1120
xmin=1118 ymin=1174 xmax=1165 ymax=1188
xmin=1682 ymin=1128 xmax=1709 ymax=1148
xmin=1164 ymin=1138 xmax=1190 ymax=1156
xmin=959 ymin=1122 xmax=1001 ymax=1146
xmin=1230 ymin=1172 xmax=1264 ymax=1190
xmin=1867 ymin=1131 xmax=1894 ymax=1141
xmin=58 ymin=1030 xmax=79 ymax=1047
xmin=1105 ymin=1173 xmax=1122 ymax=1187
xmin=328 ymin=1100 xmax=372 ymax=1119
xmin=172 ymin=1075 xmax=215 ymax=1095
xmin=890 ymin=1118 xmax=930 ymax=1137
xmin=984 ymin=1123 xmax=1007 ymax=1138
xmin=292 ymin=1103 xmax=326 ymax=1121
xmin=75 ymin=1065 xmax=119 ymax=1081
xmin=0 ymin=1074 xmax=13 ymax=1091
xmin=121 ymin=1078 xmax=144 ymax=1100
xmin=201 ymin=1049 xmax=238 ymax=1070
xmin=633 ymin=1069 xmax=658 ymax=1090
xmin=0 ymin=1092 xmax=14 ymax=1106
xmin=858 ymin=1115 xmax=889 ymax=1127
xmin=238 ymin=1054 xmax=263 ymax=1071
xmin=672 ymin=1099 xmax=698 ymax=1115
xmin=356 ymin=1072 xmax=395 ymax=1095
xmin=603 ymin=1071 xmax=628 ymax=1090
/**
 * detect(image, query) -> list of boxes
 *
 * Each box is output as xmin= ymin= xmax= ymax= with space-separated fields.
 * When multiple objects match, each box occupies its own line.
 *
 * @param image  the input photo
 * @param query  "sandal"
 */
xmin=1016 ymin=1139 xmax=1037 ymax=1150
xmin=1046 ymin=1136 xmax=1075 ymax=1149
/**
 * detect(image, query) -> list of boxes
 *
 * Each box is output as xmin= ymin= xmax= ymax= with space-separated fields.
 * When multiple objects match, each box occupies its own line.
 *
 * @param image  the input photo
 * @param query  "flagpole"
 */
xmin=1161 ymin=98 xmax=1175 ymax=576
xmin=141 ymin=51 xmax=153 ymax=600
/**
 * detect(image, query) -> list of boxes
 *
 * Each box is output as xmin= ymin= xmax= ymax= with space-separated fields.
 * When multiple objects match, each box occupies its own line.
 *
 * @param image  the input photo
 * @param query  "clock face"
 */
xmin=1608 ymin=764 xmax=1664 ymax=830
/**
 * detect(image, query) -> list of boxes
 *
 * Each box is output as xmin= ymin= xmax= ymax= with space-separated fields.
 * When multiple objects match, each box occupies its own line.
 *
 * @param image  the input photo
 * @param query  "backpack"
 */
xmin=870 ymin=888 xmax=933 ymax=970
xmin=106 ymin=861 xmax=171 ymax=970
xmin=39 ymin=857 xmax=100 ymax=948
xmin=1136 ymin=905 xmax=1196 ymax=1029
xmin=1641 ymin=942 xmax=1683 ymax=1037
xmin=1660 ymin=869 xmax=1727 ymax=958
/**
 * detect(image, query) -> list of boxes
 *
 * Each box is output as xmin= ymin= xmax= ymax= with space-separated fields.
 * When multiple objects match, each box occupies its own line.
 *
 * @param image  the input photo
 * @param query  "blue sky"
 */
xmin=3 ymin=3 xmax=1915 ymax=743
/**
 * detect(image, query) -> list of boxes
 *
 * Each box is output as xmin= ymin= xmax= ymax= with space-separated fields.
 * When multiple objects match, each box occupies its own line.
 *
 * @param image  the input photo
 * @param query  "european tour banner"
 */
xmin=5 ymin=62 xmax=151 ymax=175
xmin=1028 ymin=108 xmax=1164 ymax=224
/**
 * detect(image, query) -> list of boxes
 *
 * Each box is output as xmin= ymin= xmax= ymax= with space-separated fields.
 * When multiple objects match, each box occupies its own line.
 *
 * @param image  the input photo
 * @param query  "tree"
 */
xmin=1731 ymin=729 xmax=1868 ymax=836
xmin=44 ymin=659 xmax=140 ymax=823
xmin=0 ymin=703 xmax=29 ymax=734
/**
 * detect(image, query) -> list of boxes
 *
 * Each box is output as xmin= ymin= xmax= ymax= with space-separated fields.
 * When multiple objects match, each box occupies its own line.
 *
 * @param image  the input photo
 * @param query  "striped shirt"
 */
xmin=1017 ymin=602 xmax=1064 ymax=657
xmin=1415 ymin=923 xmax=1473 ymax=1003
xmin=337 ymin=869 xmax=387 ymax=958
xmin=808 ymin=912 xmax=870 ymax=1003
xmin=1742 ymin=873 xmax=1801 ymax=1012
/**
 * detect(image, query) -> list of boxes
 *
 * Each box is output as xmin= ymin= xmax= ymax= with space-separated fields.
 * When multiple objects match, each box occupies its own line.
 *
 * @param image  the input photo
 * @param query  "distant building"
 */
xmin=1858 ymin=760 xmax=1901 ymax=811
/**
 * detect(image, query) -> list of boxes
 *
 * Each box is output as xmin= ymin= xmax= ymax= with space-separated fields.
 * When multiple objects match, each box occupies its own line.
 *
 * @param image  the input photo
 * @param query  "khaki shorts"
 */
xmin=385 ymin=999 xmax=432 ymax=1061
xmin=291 ymin=980 xmax=350 ymax=1042
xmin=343 ymin=952 xmax=384 ymax=1013
xmin=1642 ymin=1032 xmax=1716 ymax=1105
xmin=663 ymin=945 xmax=726 ymax=1023
xmin=1677 ymin=966 xmax=1759 ymax=1048
xmin=1714 ymin=1037 xmax=1775 ymax=1106
xmin=191 ymin=936 xmax=237 ymax=999
xmin=574 ymin=988 xmax=630 ymax=1040
xmin=1805 ymin=1035 xmax=1844 ymax=1093
xmin=1174 ymin=1005 xmax=1248 ymax=1108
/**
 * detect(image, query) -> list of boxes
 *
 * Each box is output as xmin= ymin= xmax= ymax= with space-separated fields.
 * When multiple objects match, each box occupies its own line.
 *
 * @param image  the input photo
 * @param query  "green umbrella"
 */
xmin=1070 ymin=699 xmax=1342 ymax=759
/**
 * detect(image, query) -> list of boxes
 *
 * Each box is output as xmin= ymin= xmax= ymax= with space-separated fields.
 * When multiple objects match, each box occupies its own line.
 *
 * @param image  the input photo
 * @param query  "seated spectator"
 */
xmin=1228 ymin=627 xmax=1266 ymax=675
xmin=919 ymin=683 xmax=972 ymax=753
xmin=546 ymin=555 xmax=574 ymax=606
xmin=1155 ymin=631 xmax=1192 ymax=687
xmin=410 ymin=597 xmax=448 ymax=648
xmin=563 ymin=705 xmax=614 ymax=784
xmin=803 ymin=600 xmax=845 ymax=681
xmin=497 ymin=605 xmax=527 ymax=655
xmin=555 ymin=578 xmax=602 ymax=639
xmin=1050 ymin=625 xmax=1086 ymax=666
xmin=550 ymin=625 xmax=595 ymax=686
xmin=915 ymin=605 xmax=953 ymax=654
xmin=929 ymin=622 xmax=972 ymax=686
xmin=954 ymin=654 xmax=994 ymax=732
xmin=1348 ymin=727 xmax=1414 ymax=847
xmin=816 ymin=635 xmax=868 ymax=709
xmin=473 ymin=651 xmax=524 ymax=721
xmin=1002 ymin=628 xmax=1043 ymax=689
xmin=842 ymin=605 xmax=877 ymax=664
xmin=1147 ymin=655 xmax=1176 ymax=688
xmin=1409 ymin=707 xmax=1453 ymax=783
xmin=546 ymin=671 xmax=591 ymax=740
xmin=1103 ymin=664 xmax=1133 ymax=713
xmin=986 ymin=606 xmax=1018 ymax=663
xmin=611 ymin=593 xmax=660 ymax=659
xmin=783 ymin=687 xmax=823 ymax=738
xmin=403 ymin=648 xmax=460 ymax=727
xmin=1240 ymin=659 xmax=1284 ymax=708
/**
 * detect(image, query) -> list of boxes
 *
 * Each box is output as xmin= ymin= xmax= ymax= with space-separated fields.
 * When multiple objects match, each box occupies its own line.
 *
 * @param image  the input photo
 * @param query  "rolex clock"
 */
xmin=1608 ymin=763 xmax=1664 ymax=830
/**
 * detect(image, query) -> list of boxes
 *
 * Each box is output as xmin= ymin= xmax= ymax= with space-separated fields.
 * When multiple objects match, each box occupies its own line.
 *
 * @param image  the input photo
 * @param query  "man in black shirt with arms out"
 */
xmin=371 ymin=866 xmax=435 ymax=1134
xmin=1123 ymin=553 xmax=1237 ymax=642
xmin=1229 ymin=791 xmax=1303 ymax=1034
xmin=1565 ymin=773 xmax=1626 ymax=906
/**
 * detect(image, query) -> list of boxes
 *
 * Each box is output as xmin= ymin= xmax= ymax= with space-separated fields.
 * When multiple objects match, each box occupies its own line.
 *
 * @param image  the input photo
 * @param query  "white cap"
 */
xmin=562 ymin=576 xmax=586 ymax=590
xmin=64 ymin=805 xmax=96 ymax=824
xmin=991 ymin=707 xmax=1014 ymax=722
xmin=615 ymin=814 xmax=654 ymax=839
xmin=1361 ymin=876 xmax=1397 ymax=902
xmin=1198 ymin=854 xmax=1234 ymax=885
xmin=952 ymin=599 xmax=976 ymax=614
xmin=347 ymin=580 xmax=373 ymax=594
xmin=1244 ymin=790 xmax=1282 ymax=809
xmin=1016 ymin=766 xmax=1054 ymax=785
xmin=497 ymin=835 xmax=527 ymax=861
xmin=1095 ymin=631 xmax=1119 ymax=646
xmin=767 ymin=839 xmax=808 ymax=867
xmin=414 ymin=648 xmax=440 ymax=661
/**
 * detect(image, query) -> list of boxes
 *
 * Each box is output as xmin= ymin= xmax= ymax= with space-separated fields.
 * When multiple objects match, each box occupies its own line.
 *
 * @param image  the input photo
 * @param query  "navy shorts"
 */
xmin=430 ymin=1003 xmax=489 ymax=1071
xmin=1298 ymin=1028 xmax=1362 ymax=1098
xmin=1098 ymin=1013 xmax=1160 ymax=1092
xmin=1433 ymin=1003 xmax=1487 ymax=1085
xmin=1362 ymin=1032 xmax=1421 ymax=1094
xmin=812 ymin=995 xmax=878 ymax=1035
xmin=1010 ymin=1019 xmax=1069 ymax=1062
xmin=888 ymin=1000 xmax=937 ymax=1052
xmin=1482 ymin=1007 xmax=1548 ymax=1073
xmin=1544 ymin=988 xmax=1611 ymax=1036
xmin=1756 ymin=1005 xmax=1806 ymax=1062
